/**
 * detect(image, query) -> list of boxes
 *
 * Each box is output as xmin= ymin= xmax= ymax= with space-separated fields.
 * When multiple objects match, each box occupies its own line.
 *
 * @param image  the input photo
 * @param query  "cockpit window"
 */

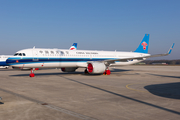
xmin=60 ymin=51 xmax=64 ymax=55
xmin=45 ymin=51 xmax=49 ymax=54
xmin=56 ymin=51 xmax=59 ymax=54
xmin=51 ymin=51 xmax=54 ymax=54
xmin=14 ymin=53 xmax=26 ymax=56
xmin=14 ymin=53 xmax=18 ymax=56
xmin=39 ymin=51 xmax=43 ymax=54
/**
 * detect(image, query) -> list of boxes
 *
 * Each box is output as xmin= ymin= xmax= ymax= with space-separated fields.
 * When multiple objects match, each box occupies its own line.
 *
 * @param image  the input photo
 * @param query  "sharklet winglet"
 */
xmin=168 ymin=43 xmax=175 ymax=54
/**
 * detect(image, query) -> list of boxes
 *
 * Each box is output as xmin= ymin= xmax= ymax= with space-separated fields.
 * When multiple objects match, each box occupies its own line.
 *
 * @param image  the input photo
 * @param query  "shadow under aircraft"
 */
xmin=144 ymin=82 xmax=180 ymax=99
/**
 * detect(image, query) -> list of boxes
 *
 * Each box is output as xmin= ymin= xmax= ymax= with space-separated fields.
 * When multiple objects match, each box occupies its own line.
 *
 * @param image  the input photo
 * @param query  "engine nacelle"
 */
xmin=61 ymin=67 xmax=78 ymax=72
xmin=87 ymin=62 xmax=106 ymax=74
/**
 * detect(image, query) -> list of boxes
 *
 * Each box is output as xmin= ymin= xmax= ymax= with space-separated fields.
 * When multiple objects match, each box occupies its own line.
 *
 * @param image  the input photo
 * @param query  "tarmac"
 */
xmin=0 ymin=65 xmax=180 ymax=120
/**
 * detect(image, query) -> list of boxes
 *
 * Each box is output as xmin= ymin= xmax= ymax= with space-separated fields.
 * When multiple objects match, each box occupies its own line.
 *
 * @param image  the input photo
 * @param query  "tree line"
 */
xmin=143 ymin=60 xmax=180 ymax=65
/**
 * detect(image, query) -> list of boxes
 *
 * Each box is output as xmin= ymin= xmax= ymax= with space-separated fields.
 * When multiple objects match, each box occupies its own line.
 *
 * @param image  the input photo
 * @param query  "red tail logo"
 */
xmin=141 ymin=42 xmax=147 ymax=50
xmin=70 ymin=48 xmax=75 ymax=50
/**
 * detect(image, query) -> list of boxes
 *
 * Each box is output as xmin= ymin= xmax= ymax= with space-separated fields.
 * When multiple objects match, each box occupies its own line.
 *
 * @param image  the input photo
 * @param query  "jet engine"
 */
xmin=87 ymin=62 xmax=106 ymax=74
xmin=61 ymin=67 xmax=78 ymax=72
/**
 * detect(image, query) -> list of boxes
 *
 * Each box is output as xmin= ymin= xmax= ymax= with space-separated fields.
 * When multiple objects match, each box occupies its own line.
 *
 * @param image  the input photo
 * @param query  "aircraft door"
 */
xmin=59 ymin=51 xmax=65 ymax=67
xmin=32 ymin=50 xmax=39 ymax=61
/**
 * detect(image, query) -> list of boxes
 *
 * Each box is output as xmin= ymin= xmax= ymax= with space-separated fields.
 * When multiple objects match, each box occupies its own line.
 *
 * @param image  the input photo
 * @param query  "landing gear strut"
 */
xmin=84 ymin=68 xmax=89 ymax=74
xmin=29 ymin=68 xmax=35 ymax=77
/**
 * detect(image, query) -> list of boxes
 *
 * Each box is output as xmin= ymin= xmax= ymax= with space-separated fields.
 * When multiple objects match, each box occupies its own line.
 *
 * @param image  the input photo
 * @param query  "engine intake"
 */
xmin=87 ymin=62 xmax=106 ymax=74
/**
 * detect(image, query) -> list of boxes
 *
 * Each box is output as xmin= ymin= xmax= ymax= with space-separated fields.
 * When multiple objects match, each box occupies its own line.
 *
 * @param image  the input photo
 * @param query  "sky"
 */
xmin=0 ymin=0 xmax=179 ymax=60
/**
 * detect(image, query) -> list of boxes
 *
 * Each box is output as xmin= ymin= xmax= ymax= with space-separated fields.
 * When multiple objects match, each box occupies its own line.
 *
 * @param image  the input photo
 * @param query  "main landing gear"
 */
xmin=84 ymin=68 xmax=111 ymax=75
xmin=84 ymin=69 xmax=89 ymax=74
xmin=103 ymin=69 xmax=111 ymax=75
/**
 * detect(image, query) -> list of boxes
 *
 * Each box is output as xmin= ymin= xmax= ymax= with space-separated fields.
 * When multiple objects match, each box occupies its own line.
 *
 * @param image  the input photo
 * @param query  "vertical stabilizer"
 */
xmin=69 ymin=43 xmax=77 ymax=50
xmin=134 ymin=34 xmax=149 ymax=53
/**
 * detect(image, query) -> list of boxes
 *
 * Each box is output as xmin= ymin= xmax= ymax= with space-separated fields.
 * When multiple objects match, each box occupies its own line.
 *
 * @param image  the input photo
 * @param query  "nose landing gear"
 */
xmin=29 ymin=68 xmax=35 ymax=77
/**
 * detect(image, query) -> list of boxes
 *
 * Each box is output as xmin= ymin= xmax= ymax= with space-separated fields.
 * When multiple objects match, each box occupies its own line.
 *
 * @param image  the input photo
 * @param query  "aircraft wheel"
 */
xmin=29 ymin=73 xmax=35 ymax=77
xmin=106 ymin=69 xmax=111 ymax=75
xmin=29 ymin=68 xmax=35 ymax=77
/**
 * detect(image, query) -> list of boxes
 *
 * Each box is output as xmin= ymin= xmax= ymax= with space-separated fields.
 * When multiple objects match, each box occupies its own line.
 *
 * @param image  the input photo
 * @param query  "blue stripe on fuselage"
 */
xmin=6 ymin=57 xmax=113 ymax=65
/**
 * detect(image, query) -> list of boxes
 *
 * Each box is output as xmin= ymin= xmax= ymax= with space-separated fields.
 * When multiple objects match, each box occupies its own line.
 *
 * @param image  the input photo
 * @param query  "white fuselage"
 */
xmin=6 ymin=48 xmax=150 ymax=69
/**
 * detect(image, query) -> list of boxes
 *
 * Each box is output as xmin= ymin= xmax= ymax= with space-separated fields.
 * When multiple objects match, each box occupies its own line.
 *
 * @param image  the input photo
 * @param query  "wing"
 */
xmin=104 ymin=43 xmax=175 ymax=64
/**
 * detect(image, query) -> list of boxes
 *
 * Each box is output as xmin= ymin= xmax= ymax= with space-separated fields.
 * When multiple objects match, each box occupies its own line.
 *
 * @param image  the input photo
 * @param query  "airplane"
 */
xmin=0 ymin=55 xmax=13 ymax=68
xmin=0 ymin=43 xmax=77 ymax=69
xmin=6 ymin=34 xmax=174 ymax=77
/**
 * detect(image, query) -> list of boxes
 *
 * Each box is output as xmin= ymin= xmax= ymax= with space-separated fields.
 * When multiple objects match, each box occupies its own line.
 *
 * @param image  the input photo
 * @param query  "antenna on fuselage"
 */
xmin=33 ymin=46 xmax=35 ymax=49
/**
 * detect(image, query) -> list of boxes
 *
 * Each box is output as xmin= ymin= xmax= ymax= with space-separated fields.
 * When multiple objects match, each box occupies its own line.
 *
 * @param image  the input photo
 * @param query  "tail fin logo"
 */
xmin=69 ymin=43 xmax=77 ymax=50
xmin=70 ymin=47 xmax=75 ymax=50
xmin=141 ymin=41 xmax=148 ymax=50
